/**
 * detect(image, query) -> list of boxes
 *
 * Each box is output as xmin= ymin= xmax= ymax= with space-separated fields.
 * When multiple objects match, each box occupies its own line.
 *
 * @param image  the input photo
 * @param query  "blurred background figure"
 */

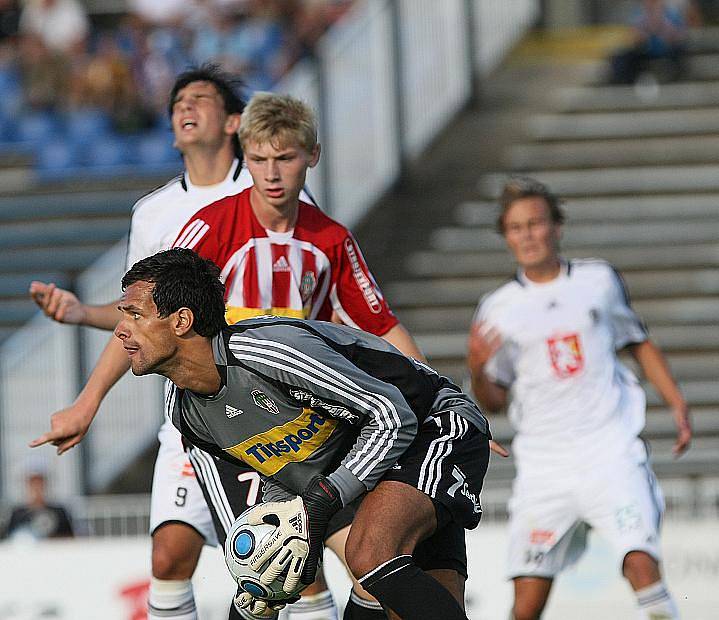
xmin=2 ymin=462 xmax=74 ymax=540
xmin=609 ymin=0 xmax=689 ymax=84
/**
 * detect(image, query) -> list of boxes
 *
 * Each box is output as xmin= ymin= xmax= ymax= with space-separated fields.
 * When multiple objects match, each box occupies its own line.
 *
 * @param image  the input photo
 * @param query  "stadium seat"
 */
xmin=64 ymin=109 xmax=112 ymax=145
xmin=136 ymin=129 xmax=178 ymax=166
xmin=36 ymin=140 xmax=80 ymax=176
xmin=13 ymin=112 xmax=62 ymax=145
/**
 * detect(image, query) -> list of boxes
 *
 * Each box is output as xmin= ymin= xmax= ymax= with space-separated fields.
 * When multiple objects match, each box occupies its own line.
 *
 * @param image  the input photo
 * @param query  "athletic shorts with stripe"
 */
xmin=507 ymin=443 xmax=665 ymax=579
xmin=150 ymin=419 xmax=219 ymax=547
xmin=188 ymin=408 xmax=489 ymax=577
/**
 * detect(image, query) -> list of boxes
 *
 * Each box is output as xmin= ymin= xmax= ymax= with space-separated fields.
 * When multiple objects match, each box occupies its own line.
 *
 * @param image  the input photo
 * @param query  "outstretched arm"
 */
xmin=30 ymin=335 xmax=131 ymax=454
xmin=29 ymin=281 xmax=121 ymax=330
xmin=628 ymin=339 xmax=691 ymax=457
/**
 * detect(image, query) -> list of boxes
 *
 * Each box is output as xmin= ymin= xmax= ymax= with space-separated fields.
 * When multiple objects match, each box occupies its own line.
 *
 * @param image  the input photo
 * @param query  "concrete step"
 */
xmin=0 ymin=190 xmax=139 ymax=223
xmin=432 ymin=221 xmax=719 ymax=251
xmin=0 ymin=272 xmax=71 ymax=297
xmin=396 ymin=298 xmax=719 ymax=334
xmin=0 ymin=299 xmax=40 ymax=325
xmin=485 ymin=407 xmax=719 ymax=445
xmin=0 ymin=218 xmax=129 ymax=249
xmin=553 ymin=81 xmax=719 ymax=113
xmin=0 ymin=245 xmax=115 ymax=272
xmin=389 ymin=269 xmax=719 ymax=307
xmin=480 ymin=165 xmax=719 ymax=197
xmin=527 ymin=109 xmax=719 ymax=141
xmin=429 ymin=353 xmax=719 ymax=386
xmin=407 ymin=244 xmax=719 ymax=278
xmin=455 ymin=195 xmax=719 ymax=226
xmin=507 ymin=136 xmax=719 ymax=169
xmin=416 ymin=325 xmax=719 ymax=360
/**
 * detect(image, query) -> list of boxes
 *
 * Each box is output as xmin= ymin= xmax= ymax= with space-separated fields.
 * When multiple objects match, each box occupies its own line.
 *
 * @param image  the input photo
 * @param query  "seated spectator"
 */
xmin=19 ymin=0 xmax=88 ymax=55
xmin=18 ymin=32 xmax=68 ymax=109
xmin=2 ymin=465 xmax=74 ymax=540
xmin=610 ymin=0 xmax=688 ymax=84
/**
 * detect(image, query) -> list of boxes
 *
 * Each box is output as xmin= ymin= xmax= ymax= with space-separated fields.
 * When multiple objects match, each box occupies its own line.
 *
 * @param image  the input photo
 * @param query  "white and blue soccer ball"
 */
xmin=224 ymin=507 xmax=305 ymax=602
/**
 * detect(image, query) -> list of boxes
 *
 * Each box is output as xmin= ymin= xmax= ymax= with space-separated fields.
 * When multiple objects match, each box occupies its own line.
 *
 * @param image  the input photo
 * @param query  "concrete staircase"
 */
xmin=379 ymin=49 xmax=719 ymax=507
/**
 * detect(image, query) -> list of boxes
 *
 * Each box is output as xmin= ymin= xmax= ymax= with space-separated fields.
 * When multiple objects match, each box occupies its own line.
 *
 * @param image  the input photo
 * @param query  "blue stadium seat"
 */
xmin=36 ymin=140 xmax=80 ymax=178
xmin=14 ymin=112 xmax=62 ymax=145
xmin=64 ymin=109 xmax=112 ymax=145
xmin=82 ymin=134 xmax=133 ymax=169
xmin=136 ymin=129 xmax=178 ymax=165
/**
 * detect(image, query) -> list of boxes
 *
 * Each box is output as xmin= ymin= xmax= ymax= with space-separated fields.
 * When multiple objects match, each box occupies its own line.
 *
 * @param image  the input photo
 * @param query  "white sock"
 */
xmin=285 ymin=590 xmax=338 ymax=620
xmin=147 ymin=578 xmax=197 ymax=620
xmin=636 ymin=581 xmax=679 ymax=619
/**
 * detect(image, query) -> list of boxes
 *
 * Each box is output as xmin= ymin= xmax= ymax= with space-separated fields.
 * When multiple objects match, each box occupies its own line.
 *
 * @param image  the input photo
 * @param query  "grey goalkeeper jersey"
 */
xmin=169 ymin=316 xmax=489 ymax=505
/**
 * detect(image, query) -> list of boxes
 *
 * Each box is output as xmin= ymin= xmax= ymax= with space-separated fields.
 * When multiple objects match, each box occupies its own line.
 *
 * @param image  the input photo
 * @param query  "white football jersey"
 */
xmin=126 ymin=159 xmax=250 ymax=268
xmin=474 ymin=259 xmax=649 ymax=467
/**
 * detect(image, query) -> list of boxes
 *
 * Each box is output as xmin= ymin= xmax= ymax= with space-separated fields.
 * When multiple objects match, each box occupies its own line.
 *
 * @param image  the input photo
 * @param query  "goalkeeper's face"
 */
xmin=115 ymin=281 xmax=181 ymax=377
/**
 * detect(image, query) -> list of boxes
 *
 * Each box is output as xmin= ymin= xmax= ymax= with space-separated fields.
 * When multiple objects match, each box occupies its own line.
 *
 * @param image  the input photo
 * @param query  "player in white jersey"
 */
xmin=27 ymin=65 xmax=341 ymax=620
xmin=467 ymin=177 xmax=691 ymax=620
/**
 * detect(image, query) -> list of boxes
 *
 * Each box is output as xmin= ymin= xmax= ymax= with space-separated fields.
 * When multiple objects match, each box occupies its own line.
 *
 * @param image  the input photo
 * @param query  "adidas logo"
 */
xmin=273 ymin=256 xmax=291 ymax=272
xmin=288 ymin=514 xmax=303 ymax=534
xmin=225 ymin=404 xmax=244 ymax=418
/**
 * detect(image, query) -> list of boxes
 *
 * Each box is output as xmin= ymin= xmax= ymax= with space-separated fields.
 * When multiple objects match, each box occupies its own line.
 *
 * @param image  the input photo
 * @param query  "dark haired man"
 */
xmin=30 ymin=66 xmax=421 ymax=620
xmin=467 ymin=176 xmax=690 ymax=619
xmin=116 ymin=247 xmax=491 ymax=620
xmin=28 ymin=64 xmax=273 ymax=620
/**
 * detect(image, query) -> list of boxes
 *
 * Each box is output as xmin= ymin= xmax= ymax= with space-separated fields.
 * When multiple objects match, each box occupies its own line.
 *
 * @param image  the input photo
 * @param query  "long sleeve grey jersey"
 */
xmin=169 ymin=316 xmax=489 ymax=505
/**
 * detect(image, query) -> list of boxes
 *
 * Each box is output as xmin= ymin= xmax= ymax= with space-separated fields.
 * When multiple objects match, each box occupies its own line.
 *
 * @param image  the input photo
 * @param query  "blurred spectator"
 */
xmin=19 ymin=0 xmax=89 ymax=55
xmin=1 ymin=465 xmax=74 ymax=540
xmin=0 ymin=0 xmax=21 ymax=50
xmin=609 ymin=0 xmax=688 ymax=84
xmin=18 ymin=32 xmax=67 ymax=109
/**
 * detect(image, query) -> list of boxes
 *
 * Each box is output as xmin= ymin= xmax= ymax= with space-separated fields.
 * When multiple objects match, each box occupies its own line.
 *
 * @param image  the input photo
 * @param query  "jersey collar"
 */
xmin=181 ymin=158 xmax=242 ymax=192
xmin=515 ymin=257 xmax=570 ymax=287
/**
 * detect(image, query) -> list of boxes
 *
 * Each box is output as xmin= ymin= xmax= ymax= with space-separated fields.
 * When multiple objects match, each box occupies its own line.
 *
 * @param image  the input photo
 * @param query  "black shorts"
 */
xmin=322 ymin=495 xmax=469 ymax=578
xmin=381 ymin=409 xmax=490 ymax=531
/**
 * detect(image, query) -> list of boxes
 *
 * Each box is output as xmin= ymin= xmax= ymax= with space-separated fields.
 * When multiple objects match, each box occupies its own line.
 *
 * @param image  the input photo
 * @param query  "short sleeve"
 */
xmin=472 ymin=296 xmax=516 ymax=388
xmin=607 ymin=266 xmax=648 ymax=350
xmin=329 ymin=233 xmax=398 ymax=336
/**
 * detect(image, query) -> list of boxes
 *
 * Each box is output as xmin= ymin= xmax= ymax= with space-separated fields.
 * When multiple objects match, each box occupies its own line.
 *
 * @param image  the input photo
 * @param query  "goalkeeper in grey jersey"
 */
xmin=115 ymin=248 xmax=491 ymax=620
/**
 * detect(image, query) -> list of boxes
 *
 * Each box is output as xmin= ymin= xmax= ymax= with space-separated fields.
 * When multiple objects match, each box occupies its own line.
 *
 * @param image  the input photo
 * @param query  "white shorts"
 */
xmin=149 ymin=418 xmax=218 ymax=547
xmin=507 ymin=448 xmax=664 ymax=579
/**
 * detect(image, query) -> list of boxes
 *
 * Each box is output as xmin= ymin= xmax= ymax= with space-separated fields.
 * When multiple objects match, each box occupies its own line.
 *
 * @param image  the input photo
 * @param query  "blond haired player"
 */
xmin=467 ymin=177 xmax=691 ymax=620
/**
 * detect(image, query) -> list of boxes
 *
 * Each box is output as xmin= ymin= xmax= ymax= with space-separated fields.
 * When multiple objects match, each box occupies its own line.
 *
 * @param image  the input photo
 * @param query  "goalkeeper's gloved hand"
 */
xmin=298 ymin=475 xmax=342 ymax=585
xmin=233 ymin=588 xmax=298 ymax=618
xmin=245 ymin=475 xmax=342 ymax=591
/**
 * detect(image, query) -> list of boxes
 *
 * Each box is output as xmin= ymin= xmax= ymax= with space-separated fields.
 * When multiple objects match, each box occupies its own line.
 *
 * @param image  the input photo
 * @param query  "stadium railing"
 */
xmin=0 ymin=0 xmax=540 ymax=502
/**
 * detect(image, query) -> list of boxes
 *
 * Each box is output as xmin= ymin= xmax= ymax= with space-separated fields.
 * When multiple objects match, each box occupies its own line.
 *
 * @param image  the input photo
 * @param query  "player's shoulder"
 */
xmin=569 ymin=257 xmax=620 ymax=284
xmin=186 ymin=187 xmax=249 ymax=223
xmin=479 ymin=276 xmax=524 ymax=312
xmin=297 ymin=201 xmax=350 ymax=243
xmin=131 ymin=174 xmax=184 ymax=216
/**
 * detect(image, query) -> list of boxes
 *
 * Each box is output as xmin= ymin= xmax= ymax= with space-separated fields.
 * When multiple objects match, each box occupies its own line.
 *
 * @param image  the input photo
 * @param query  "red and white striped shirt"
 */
xmin=173 ymin=187 xmax=398 ymax=336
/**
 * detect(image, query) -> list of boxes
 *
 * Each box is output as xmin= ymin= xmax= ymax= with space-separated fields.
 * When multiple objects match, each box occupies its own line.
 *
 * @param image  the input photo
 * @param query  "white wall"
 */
xmin=1 ymin=519 xmax=717 ymax=619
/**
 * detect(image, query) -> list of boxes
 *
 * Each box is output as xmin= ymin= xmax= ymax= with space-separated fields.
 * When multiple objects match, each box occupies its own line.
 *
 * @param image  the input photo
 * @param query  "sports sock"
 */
xmin=636 ymin=581 xmax=679 ymax=619
xmin=286 ymin=590 xmax=338 ymax=619
xmin=359 ymin=555 xmax=468 ymax=620
xmin=147 ymin=578 xmax=197 ymax=620
xmin=342 ymin=589 xmax=387 ymax=619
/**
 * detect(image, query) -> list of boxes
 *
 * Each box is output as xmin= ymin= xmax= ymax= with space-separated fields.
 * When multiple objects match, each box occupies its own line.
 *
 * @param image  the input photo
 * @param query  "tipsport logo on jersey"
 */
xmin=225 ymin=409 xmax=339 ymax=476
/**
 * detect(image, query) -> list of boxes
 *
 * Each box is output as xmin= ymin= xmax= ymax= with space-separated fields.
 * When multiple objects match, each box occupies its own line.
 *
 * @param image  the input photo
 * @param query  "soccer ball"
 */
xmin=224 ymin=507 xmax=306 ymax=602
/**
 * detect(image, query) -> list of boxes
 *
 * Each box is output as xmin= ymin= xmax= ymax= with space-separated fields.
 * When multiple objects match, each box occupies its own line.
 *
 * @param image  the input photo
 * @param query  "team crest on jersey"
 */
xmin=252 ymin=390 xmax=279 ymax=414
xmin=547 ymin=333 xmax=584 ymax=378
xmin=300 ymin=271 xmax=317 ymax=304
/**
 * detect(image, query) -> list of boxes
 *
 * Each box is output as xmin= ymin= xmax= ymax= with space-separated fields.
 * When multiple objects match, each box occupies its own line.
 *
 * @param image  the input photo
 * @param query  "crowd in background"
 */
xmin=0 ymin=0 xmax=353 ymax=134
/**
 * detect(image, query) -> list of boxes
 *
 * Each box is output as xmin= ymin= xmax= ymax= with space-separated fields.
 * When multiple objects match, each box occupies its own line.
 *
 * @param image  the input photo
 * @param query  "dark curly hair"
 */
xmin=122 ymin=248 xmax=226 ymax=337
